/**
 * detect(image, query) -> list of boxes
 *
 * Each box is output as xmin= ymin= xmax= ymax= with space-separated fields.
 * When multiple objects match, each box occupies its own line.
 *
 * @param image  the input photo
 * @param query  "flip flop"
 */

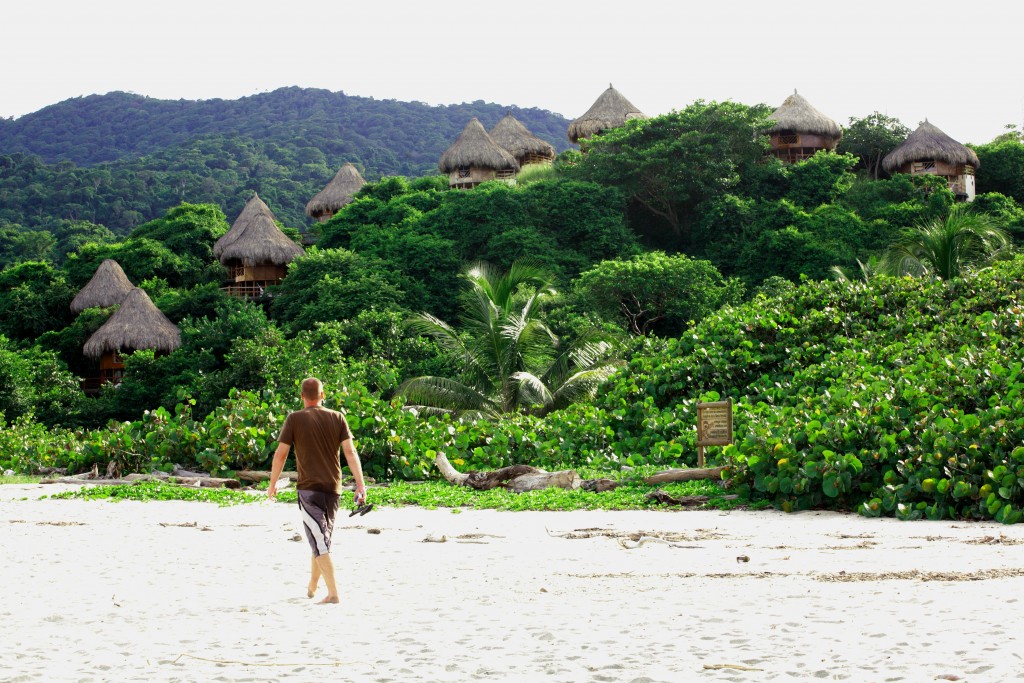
xmin=349 ymin=503 xmax=374 ymax=517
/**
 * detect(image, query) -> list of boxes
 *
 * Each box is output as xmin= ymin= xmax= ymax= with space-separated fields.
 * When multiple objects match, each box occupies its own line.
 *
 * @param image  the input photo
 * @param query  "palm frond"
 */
xmin=830 ymin=265 xmax=853 ymax=283
xmin=511 ymin=371 xmax=555 ymax=411
xmin=406 ymin=313 xmax=464 ymax=351
xmin=396 ymin=376 xmax=497 ymax=416
xmin=546 ymin=363 xmax=624 ymax=413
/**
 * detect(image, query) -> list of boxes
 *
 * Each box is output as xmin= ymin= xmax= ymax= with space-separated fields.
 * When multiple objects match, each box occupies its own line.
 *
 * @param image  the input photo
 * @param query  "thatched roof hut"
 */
xmin=214 ymin=193 xmax=305 ymax=266
xmin=83 ymin=288 xmax=181 ymax=359
xmin=765 ymin=90 xmax=842 ymax=163
xmin=567 ymin=84 xmax=646 ymax=144
xmin=305 ymin=164 xmax=367 ymax=222
xmin=70 ymin=259 xmax=135 ymax=313
xmin=489 ymin=113 xmax=555 ymax=166
xmin=439 ymin=118 xmax=520 ymax=173
xmin=767 ymin=91 xmax=842 ymax=139
xmin=882 ymin=120 xmax=980 ymax=174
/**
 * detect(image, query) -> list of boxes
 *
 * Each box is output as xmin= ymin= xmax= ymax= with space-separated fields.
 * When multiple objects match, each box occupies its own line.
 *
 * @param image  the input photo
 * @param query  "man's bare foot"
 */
xmin=317 ymin=595 xmax=340 ymax=605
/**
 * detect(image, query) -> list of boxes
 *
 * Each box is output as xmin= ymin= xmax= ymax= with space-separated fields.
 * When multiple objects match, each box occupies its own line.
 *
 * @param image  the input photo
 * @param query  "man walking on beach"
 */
xmin=269 ymin=377 xmax=366 ymax=605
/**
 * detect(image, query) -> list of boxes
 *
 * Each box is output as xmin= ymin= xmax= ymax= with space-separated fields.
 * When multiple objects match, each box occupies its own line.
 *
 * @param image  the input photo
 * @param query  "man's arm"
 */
xmin=268 ymin=442 xmax=290 ymax=500
xmin=341 ymin=438 xmax=366 ymax=504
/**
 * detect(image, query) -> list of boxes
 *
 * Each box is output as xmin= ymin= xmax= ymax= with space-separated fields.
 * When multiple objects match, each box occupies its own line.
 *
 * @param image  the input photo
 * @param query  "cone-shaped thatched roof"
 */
xmin=767 ymin=90 xmax=842 ymax=139
xmin=214 ymin=193 xmax=305 ymax=266
xmin=489 ymin=113 xmax=555 ymax=161
xmin=305 ymin=164 xmax=367 ymax=218
xmin=438 ymin=118 xmax=520 ymax=173
xmin=567 ymin=84 xmax=647 ymax=144
xmin=882 ymin=120 xmax=980 ymax=174
xmin=83 ymin=288 xmax=181 ymax=359
xmin=70 ymin=259 xmax=135 ymax=313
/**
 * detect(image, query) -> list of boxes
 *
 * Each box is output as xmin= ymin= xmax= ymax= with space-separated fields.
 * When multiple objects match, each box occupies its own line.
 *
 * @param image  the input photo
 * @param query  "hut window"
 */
xmin=913 ymin=161 xmax=936 ymax=173
xmin=457 ymin=166 xmax=471 ymax=178
xmin=495 ymin=169 xmax=515 ymax=180
xmin=964 ymin=166 xmax=975 ymax=176
xmin=779 ymin=133 xmax=800 ymax=145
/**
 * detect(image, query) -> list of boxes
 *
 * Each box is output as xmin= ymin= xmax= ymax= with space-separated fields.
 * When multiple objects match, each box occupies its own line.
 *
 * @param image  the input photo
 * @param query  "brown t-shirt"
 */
xmin=277 ymin=405 xmax=352 ymax=494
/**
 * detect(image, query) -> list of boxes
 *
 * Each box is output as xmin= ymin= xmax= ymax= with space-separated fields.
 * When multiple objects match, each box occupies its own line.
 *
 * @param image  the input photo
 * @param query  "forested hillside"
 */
xmin=0 ymin=88 xmax=572 ymax=234
xmin=0 ymin=87 xmax=573 ymax=170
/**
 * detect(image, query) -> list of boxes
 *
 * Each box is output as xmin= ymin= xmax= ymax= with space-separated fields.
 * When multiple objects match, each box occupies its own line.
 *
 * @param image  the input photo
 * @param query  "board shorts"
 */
xmin=297 ymin=489 xmax=341 ymax=557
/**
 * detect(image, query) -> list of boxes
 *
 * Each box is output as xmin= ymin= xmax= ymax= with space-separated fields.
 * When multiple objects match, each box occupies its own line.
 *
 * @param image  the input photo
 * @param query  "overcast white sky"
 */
xmin=3 ymin=0 xmax=1022 ymax=144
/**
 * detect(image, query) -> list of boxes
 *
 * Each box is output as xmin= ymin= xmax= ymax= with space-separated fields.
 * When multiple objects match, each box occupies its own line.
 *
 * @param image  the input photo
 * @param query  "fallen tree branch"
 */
xmin=433 ymin=452 xmax=727 ymax=495
xmin=41 ymin=472 xmax=240 ymax=489
xmin=642 ymin=467 xmax=725 ymax=484
xmin=236 ymin=470 xmax=298 ymax=484
xmin=646 ymin=490 xmax=739 ymax=507
xmin=434 ymin=452 xmax=580 ymax=493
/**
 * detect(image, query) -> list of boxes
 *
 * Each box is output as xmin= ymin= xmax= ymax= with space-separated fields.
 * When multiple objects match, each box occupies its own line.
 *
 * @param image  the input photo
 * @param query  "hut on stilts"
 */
xmin=567 ymin=84 xmax=646 ymax=147
xmin=82 ymin=288 xmax=181 ymax=391
xmin=766 ymin=90 xmax=842 ymax=164
xmin=489 ymin=113 xmax=555 ymax=167
xmin=305 ymin=163 xmax=367 ymax=223
xmin=215 ymin=192 xmax=305 ymax=298
xmin=882 ymin=120 xmax=979 ymax=201
xmin=70 ymin=259 xmax=135 ymax=314
xmin=439 ymin=118 xmax=520 ymax=189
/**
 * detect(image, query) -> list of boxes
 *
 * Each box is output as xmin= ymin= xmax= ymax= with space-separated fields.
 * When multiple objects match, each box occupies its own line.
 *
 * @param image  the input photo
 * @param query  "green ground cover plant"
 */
xmin=46 ymin=477 xmax=744 ymax=512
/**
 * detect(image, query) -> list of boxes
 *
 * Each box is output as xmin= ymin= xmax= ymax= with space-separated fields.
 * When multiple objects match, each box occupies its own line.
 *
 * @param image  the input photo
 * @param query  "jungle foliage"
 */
xmin=3 ymin=97 xmax=1024 ymax=523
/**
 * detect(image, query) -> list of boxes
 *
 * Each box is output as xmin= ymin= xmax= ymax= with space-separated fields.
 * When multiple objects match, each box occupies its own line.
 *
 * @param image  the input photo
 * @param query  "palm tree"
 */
xmin=884 ymin=205 xmax=1011 ymax=280
xmin=398 ymin=261 xmax=622 ymax=418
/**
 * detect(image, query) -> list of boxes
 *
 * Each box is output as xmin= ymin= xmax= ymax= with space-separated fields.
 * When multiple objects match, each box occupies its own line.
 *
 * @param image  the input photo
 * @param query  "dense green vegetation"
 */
xmin=0 ymin=87 xmax=572 ymax=169
xmin=0 ymin=89 xmax=571 ymax=235
xmin=3 ymin=95 xmax=1024 ymax=522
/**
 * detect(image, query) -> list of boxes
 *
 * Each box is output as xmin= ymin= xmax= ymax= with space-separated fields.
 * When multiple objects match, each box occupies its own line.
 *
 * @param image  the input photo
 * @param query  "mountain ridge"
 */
xmin=0 ymin=86 xmax=575 ymax=173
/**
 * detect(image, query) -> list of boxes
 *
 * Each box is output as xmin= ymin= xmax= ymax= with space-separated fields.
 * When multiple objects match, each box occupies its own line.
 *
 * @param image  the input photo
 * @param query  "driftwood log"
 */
xmin=643 ymin=467 xmax=725 ymax=484
xmin=646 ymin=490 xmax=739 ymax=507
xmin=237 ymin=470 xmax=298 ymax=483
xmin=434 ymin=452 xmax=581 ymax=493
xmin=41 ymin=471 xmax=241 ymax=489
xmin=434 ymin=452 xmax=725 ymax=494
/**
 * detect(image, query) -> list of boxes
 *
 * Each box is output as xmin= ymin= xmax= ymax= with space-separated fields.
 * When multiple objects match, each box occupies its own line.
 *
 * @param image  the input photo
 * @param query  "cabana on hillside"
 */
xmin=882 ymin=120 xmax=979 ymax=201
xmin=305 ymin=163 xmax=367 ymax=223
xmin=214 ymin=192 xmax=305 ymax=298
xmin=70 ymin=259 xmax=134 ymax=313
xmin=567 ymin=84 xmax=646 ymax=146
xmin=82 ymin=288 xmax=180 ymax=393
xmin=766 ymin=90 xmax=842 ymax=164
xmin=438 ymin=118 xmax=520 ymax=189
xmin=489 ymin=113 xmax=555 ymax=167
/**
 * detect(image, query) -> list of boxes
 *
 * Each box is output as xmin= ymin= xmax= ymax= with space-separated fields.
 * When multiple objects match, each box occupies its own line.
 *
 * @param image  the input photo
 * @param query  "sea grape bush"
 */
xmin=593 ymin=254 xmax=1024 ymax=522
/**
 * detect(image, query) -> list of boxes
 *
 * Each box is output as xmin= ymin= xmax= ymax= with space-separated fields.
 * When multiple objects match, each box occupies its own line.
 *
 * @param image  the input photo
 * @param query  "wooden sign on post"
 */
xmin=696 ymin=399 xmax=733 ymax=467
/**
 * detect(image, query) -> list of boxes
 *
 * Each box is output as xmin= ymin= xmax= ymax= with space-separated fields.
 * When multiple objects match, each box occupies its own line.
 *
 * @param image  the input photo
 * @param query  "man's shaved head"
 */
xmin=301 ymin=377 xmax=324 ymax=401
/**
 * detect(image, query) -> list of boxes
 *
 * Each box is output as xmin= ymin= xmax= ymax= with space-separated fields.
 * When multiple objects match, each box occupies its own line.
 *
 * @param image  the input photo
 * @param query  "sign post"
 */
xmin=696 ymin=399 xmax=733 ymax=467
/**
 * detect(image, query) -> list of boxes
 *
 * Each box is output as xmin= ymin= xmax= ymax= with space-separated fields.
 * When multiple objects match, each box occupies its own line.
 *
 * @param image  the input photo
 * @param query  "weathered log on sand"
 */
xmin=170 ymin=476 xmax=242 ymax=489
xmin=646 ymin=490 xmax=739 ymax=507
xmin=236 ymin=470 xmax=298 ymax=483
xmin=434 ymin=453 xmax=725 ymax=494
xmin=642 ymin=467 xmax=725 ymax=484
xmin=582 ymin=478 xmax=619 ymax=492
xmin=434 ymin=452 xmax=581 ymax=493
xmin=41 ymin=473 xmax=240 ymax=489
xmin=172 ymin=465 xmax=210 ymax=478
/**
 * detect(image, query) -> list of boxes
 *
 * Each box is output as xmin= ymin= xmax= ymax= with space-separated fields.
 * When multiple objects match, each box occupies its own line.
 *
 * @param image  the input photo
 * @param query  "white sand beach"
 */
xmin=1 ymin=483 xmax=1023 ymax=682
